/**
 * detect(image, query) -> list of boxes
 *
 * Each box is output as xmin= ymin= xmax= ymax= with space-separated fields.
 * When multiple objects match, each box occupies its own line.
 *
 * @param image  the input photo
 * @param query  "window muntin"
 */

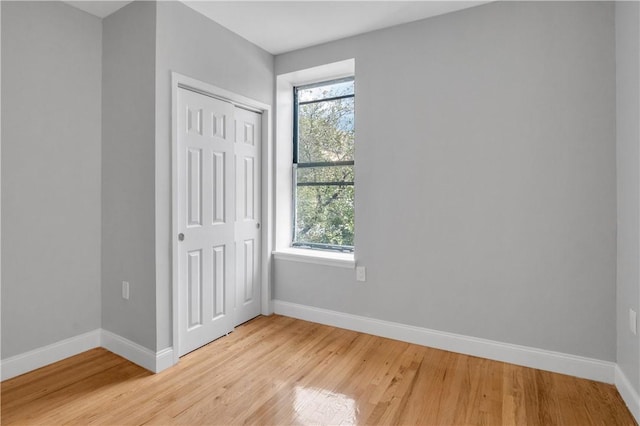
xmin=293 ymin=77 xmax=355 ymax=252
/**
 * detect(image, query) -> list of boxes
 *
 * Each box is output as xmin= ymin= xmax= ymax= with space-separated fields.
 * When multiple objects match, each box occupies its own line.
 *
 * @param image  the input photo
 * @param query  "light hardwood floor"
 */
xmin=1 ymin=315 xmax=636 ymax=425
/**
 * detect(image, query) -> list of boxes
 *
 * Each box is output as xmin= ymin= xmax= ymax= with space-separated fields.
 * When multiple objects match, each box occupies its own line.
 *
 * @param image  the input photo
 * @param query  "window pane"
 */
xmin=297 ymin=79 xmax=354 ymax=102
xmin=297 ymin=165 xmax=354 ymax=185
xmin=295 ymin=184 xmax=354 ymax=248
xmin=298 ymin=97 xmax=354 ymax=163
xmin=293 ymin=77 xmax=355 ymax=252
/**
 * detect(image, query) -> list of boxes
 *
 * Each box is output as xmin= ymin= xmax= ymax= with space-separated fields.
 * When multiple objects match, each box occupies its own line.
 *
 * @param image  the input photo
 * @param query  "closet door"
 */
xmin=234 ymin=107 xmax=262 ymax=326
xmin=177 ymin=87 xmax=235 ymax=356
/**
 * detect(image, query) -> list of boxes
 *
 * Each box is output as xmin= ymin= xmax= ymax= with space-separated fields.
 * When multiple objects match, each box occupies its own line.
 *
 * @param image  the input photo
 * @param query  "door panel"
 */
xmin=187 ymin=148 xmax=202 ymax=227
xmin=243 ymin=157 xmax=255 ymax=220
xmin=187 ymin=249 xmax=202 ymax=329
xmin=212 ymin=245 xmax=225 ymax=317
xmin=212 ymin=152 xmax=225 ymax=224
xmin=234 ymin=107 xmax=262 ymax=325
xmin=178 ymin=88 xmax=235 ymax=356
xmin=243 ymin=239 xmax=254 ymax=304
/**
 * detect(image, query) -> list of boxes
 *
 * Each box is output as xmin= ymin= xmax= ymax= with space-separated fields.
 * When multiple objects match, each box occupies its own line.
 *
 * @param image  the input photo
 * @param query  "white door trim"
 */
xmin=171 ymin=72 xmax=273 ymax=365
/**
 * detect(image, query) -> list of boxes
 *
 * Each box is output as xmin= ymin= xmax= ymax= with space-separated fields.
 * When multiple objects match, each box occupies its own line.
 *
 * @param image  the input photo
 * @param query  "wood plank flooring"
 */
xmin=1 ymin=315 xmax=636 ymax=425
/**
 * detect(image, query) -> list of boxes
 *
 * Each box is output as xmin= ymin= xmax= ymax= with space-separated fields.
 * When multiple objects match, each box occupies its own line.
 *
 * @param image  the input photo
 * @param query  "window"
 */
xmin=292 ymin=77 xmax=355 ymax=252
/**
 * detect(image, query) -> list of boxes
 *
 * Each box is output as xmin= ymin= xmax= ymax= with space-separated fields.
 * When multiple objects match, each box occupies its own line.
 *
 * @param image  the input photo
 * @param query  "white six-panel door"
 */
xmin=234 ymin=107 xmax=262 ymax=325
xmin=177 ymin=88 xmax=261 ymax=356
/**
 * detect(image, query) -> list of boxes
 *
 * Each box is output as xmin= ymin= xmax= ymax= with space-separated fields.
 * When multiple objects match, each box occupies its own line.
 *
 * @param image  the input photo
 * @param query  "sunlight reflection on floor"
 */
xmin=294 ymin=386 xmax=358 ymax=425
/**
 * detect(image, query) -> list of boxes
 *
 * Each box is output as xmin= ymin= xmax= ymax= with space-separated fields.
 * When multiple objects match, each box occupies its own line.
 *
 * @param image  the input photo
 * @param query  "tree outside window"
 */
xmin=293 ymin=78 xmax=355 ymax=252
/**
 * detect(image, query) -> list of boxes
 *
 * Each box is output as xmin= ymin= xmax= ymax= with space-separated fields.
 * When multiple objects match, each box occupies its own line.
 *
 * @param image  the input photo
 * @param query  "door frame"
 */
xmin=171 ymin=72 xmax=273 ymax=364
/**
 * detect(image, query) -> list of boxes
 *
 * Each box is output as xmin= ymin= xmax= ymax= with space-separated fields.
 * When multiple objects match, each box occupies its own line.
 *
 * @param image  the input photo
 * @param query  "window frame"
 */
xmin=291 ymin=76 xmax=355 ymax=253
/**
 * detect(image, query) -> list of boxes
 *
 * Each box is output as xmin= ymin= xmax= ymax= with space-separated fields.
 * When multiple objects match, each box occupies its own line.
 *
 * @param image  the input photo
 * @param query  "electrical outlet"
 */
xmin=630 ymin=309 xmax=637 ymax=335
xmin=122 ymin=281 xmax=130 ymax=300
xmin=356 ymin=266 xmax=366 ymax=282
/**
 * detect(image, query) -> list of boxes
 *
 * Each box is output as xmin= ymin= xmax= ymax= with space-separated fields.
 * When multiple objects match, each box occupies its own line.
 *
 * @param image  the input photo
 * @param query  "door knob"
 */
xmin=178 ymin=233 xmax=185 ymax=241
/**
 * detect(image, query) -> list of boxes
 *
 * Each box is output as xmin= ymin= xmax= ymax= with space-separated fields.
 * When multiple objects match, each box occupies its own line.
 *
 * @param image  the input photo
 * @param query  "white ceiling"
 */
xmin=182 ymin=1 xmax=489 ymax=54
xmin=63 ymin=0 xmax=133 ymax=18
xmin=63 ymin=0 xmax=489 ymax=55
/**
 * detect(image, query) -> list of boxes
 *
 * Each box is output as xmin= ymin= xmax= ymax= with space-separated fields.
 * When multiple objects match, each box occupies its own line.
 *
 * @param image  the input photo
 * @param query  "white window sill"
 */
xmin=273 ymin=248 xmax=355 ymax=269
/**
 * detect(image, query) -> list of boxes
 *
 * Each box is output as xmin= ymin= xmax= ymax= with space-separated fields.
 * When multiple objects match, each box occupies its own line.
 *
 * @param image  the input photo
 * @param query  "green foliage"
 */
xmin=296 ymin=185 xmax=354 ymax=247
xmin=295 ymin=89 xmax=355 ymax=248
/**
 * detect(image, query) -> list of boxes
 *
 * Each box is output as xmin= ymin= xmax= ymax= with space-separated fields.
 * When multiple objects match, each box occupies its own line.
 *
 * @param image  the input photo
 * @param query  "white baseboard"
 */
xmin=100 ymin=330 xmax=174 ymax=373
xmin=615 ymin=365 xmax=640 ymax=423
xmin=1 ymin=329 xmax=175 ymax=381
xmin=273 ymin=300 xmax=616 ymax=384
xmin=155 ymin=347 xmax=175 ymax=373
xmin=0 ymin=329 xmax=101 ymax=381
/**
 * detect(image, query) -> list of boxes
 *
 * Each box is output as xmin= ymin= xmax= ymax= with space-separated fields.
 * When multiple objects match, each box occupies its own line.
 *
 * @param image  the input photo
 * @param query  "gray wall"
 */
xmin=1 ymin=0 xmax=3 ymax=362
xmin=0 ymin=0 xmax=624 ymax=375
xmin=102 ymin=1 xmax=157 ymax=350
xmin=1 ymin=1 xmax=102 ymax=358
xmin=616 ymin=1 xmax=640 ymax=393
xmin=154 ymin=1 xmax=274 ymax=350
xmin=1 ymin=0 xmax=274 ymax=357
xmin=274 ymin=1 xmax=617 ymax=361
